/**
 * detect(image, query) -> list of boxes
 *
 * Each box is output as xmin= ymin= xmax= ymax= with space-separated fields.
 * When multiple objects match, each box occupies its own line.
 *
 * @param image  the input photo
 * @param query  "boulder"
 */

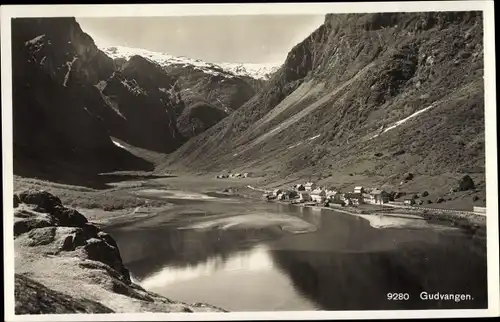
xmin=97 ymin=231 xmax=119 ymax=250
xmin=27 ymin=227 xmax=57 ymax=246
xmin=59 ymin=234 xmax=76 ymax=252
xmin=473 ymin=195 xmax=479 ymax=201
xmin=421 ymin=191 xmax=429 ymax=197
xmin=436 ymin=197 xmax=445 ymax=204
xmin=82 ymin=238 xmax=126 ymax=276
xmin=427 ymin=200 xmax=433 ymax=204
xmin=56 ymin=226 xmax=98 ymax=252
xmin=17 ymin=190 xmax=62 ymax=213
xmin=14 ymin=216 xmax=54 ymax=237
xmin=458 ymin=175 xmax=475 ymax=191
xmin=51 ymin=207 xmax=88 ymax=227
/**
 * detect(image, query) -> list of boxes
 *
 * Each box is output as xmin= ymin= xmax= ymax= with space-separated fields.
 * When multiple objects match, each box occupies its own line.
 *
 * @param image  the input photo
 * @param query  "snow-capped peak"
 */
xmin=99 ymin=45 xmax=281 ymax=80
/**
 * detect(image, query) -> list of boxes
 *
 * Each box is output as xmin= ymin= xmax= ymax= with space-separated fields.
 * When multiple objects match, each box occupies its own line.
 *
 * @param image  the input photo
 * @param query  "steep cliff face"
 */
xmin=164 ymin=64 xmax=256 ymax=114
xmin=98 ymin=56 xmax=184 ymax=152
xmin=161 ymin=12 xmax=485 ymax=189
xmin=16 ymin=18 xmax=116 ymax=86
xmin=12 ymin=18 xmax=153 ymax=182
xmin=12 ymin=17 xmax=262 ymax=176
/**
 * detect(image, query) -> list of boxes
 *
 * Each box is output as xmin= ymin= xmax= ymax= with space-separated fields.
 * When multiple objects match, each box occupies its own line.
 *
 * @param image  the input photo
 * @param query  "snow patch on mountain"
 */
xmin=63 ymin=56 xmax=77 ymax=87
xmin=99 ymin=45 xmax=281 ymax=80
xmin=25 ymin=34 xmax=46 ymax=46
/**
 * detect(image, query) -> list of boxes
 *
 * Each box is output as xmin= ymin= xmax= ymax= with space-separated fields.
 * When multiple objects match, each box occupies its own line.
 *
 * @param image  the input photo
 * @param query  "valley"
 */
xmin=8 ymin=11 xmax=488 ymax=315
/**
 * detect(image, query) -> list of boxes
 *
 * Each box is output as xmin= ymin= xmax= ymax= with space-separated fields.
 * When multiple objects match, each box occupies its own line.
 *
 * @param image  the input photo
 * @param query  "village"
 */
xmin=216 ymin=172 xmax=486 ymax=216
xmin=262 ymin=182 xmax=400 ymax=207
xmin=260 ymin=181 xmax=487 ymax=216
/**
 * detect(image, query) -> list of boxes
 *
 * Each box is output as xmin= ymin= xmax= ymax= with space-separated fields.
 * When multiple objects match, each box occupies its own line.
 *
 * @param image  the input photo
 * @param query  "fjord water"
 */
xmin=103 ymin=192 xmax=487 ymax=311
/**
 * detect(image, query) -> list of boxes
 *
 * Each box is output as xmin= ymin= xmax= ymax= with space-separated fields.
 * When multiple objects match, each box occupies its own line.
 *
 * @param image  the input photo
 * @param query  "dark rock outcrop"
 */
xmin=18 ymin=190 xmax=62 ymax=212
xmin=458 ymin=175 xmax=475 ymax=191
xmin=12 ymin=18 xmax=154 ymax=183
xmin=15 ymin=274 xmax=115 ymax=314
xmin=14 ymin=189 xmax=228 ymax=313
xmin=14 ymin=190 xmax=130 ymax=282
xmin=14 ymin=214 xmax=55 ymax=237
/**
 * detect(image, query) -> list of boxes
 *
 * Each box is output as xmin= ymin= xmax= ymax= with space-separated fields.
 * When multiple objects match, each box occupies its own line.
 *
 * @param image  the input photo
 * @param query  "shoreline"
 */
xmin=237 ymin=186 xmax=486 ymax=230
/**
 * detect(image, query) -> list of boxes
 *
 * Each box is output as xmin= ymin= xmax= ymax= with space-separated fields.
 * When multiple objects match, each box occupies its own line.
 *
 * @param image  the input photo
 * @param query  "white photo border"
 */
xmin=1 ymin=1 xmax=498 ymax=321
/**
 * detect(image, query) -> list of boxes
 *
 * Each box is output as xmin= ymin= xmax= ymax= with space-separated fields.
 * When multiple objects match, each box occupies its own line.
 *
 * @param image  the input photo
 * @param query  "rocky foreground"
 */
xmin=13 ymin=189 xmax=227 ymax=314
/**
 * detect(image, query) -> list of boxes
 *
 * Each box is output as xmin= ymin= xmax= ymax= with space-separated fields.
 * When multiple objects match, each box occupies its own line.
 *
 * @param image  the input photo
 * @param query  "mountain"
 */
xmin=95 ymin=55 xmax=184 ymax=152
xmin=101 ymin=45 xmax=278 ymax=138
xmin=12 ymin=17 xmax=266 ymax=182
xmin=11 ymin=17 xmax=153 ymax=184
xmin=159 ymin=12 xmax=485 ymax=192
xmin=101 ymin=45 xmax=281 ymax=81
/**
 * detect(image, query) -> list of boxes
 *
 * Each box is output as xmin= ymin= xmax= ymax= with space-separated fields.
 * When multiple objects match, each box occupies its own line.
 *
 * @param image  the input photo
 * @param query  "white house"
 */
xmin=363 ymin=193 xmax=374 ymax=203
xmin=404 ymin=199 xmax=415 ymax=206
xmin=272 ymin=189 xmax=282 ymax=197
xmin=325 ymin=189 xmax=340 ymax=201
xmin=311 ymin=188 xmax=326 ymax=203
xmin=354 ymin=186 xmax=365 ymax=194
xmin=305 ymin=182 xmax=317 ymax=191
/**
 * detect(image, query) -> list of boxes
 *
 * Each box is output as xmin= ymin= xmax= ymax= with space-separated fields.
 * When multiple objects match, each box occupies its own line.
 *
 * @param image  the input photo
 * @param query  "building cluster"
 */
xmin=263 ymin=182 xmax=393 ymax=207
xmin=216 ymin=172 xmax=251 ymax=179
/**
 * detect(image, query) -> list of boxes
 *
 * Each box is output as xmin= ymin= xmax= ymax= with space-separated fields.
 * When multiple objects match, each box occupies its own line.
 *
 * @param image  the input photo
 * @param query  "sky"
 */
xmin=76 ymin=15 xmax=325 ymax=64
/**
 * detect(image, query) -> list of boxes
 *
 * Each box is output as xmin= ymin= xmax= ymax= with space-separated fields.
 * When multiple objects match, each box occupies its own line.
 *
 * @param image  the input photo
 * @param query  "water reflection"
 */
xmin=104 ymin=199 xmax=487 ymax=311
xmin=270 ymin=246 xmax=487 ymax=310
xmin=139 ymin=245 xmax=275 ymax=288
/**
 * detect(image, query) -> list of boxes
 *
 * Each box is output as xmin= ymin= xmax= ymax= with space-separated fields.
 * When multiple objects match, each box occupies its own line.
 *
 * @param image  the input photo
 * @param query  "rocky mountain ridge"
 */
xmin=102 ymin=45 xmax=281 ymax=81
xmin=12 ymin=18 xmax=154 ymax=185
xmin=160 ymin=12 xmax=485 ymax=205
xmin=12 ymin=17 xmax=264 ymax=182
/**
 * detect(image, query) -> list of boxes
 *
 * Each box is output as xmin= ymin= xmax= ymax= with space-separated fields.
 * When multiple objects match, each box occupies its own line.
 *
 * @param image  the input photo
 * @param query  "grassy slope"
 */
xmin=13 ymin=176 xmax=169 ymax=211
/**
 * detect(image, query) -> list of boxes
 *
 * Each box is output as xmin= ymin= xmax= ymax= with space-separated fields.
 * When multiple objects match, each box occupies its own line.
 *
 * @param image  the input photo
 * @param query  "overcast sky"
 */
xmin=76 ymin=15 xmax=325 ymax=64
